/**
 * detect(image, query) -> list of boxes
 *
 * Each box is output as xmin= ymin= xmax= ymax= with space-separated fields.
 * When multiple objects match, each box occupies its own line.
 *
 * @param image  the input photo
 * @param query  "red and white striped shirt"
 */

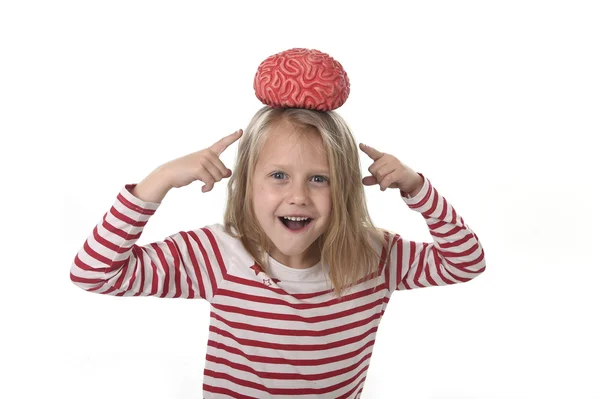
xmin=70 ymin=174 xmax=486 ymax=398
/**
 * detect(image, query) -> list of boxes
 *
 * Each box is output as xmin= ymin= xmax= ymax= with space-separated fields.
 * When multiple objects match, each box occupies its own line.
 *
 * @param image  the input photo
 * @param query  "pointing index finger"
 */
xmin=211 ymin=129 xmax=243 ymax=156
xmin=359 ymin=143 xmax=384 ymax=160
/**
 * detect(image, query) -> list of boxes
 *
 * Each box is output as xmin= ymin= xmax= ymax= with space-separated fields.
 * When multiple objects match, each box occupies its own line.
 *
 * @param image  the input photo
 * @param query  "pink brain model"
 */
xmin=253 ymin=48 xmax=350 ymax=111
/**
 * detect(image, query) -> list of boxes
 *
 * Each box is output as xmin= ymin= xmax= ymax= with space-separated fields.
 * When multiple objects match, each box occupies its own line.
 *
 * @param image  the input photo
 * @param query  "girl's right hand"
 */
xmin=161 ymin=129 xmax=244 ymax=192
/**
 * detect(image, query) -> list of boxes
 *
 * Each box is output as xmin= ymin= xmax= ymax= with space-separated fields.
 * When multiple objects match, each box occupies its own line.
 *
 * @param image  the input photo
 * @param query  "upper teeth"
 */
xmin=283 ymin=216 xmax=309 ymax=221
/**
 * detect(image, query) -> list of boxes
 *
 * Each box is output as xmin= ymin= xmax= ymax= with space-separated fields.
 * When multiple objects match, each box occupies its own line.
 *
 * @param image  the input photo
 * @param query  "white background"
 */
xmin=1 ymin=0 xmax=598 ymax=398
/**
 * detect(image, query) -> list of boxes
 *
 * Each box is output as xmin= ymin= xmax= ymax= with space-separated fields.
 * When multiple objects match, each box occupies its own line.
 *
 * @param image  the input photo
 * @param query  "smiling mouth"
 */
xmin=278 ymin=217 xmax=313 ymax=231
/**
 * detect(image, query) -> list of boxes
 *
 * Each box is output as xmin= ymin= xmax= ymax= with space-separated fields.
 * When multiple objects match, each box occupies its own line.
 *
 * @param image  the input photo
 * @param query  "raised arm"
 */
xmin=70 ymin=129 xmax=244 ymax=300
xmin=69 ymin=183 xmax=227 ymax=300
xmin=385 ymin=175 xmax=486 ymax=292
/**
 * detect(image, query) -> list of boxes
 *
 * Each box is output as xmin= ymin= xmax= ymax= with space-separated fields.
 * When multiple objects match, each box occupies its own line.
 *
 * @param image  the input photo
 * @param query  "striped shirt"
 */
xmin=70 ymin=173 xmax=486 ymax=398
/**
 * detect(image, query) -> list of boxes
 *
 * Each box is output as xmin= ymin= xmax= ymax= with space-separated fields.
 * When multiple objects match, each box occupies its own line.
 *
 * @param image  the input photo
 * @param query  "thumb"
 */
xmin=362 ymin=176 xmax=378 ymax=186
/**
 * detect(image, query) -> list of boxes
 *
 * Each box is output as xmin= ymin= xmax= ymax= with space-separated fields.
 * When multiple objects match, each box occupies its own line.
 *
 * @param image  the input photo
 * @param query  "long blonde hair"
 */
xmin=223 ymin=106 xmax=389 ymax=299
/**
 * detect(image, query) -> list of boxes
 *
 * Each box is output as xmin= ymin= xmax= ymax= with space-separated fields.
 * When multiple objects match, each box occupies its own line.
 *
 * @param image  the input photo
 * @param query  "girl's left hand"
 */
xmin=359 ymin=143 xmax=424 ymax=195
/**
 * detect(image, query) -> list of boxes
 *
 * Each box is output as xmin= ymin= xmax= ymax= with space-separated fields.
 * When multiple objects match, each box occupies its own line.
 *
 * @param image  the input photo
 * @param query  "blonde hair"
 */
xmin=223 ymin=106 xmax=389 ymax=299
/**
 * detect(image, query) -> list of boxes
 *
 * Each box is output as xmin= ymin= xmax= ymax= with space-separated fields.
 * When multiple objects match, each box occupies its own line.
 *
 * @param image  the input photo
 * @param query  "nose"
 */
xmin=286 ymin=180 xmax=309 ymax=205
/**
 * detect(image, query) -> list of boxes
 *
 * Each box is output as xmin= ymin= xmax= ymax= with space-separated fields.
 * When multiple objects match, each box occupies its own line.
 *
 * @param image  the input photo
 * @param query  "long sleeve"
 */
xmin=69 ymin=184 xmax=228 ymax=301
xmin=386 ymin=173 xmax=486 ymax=292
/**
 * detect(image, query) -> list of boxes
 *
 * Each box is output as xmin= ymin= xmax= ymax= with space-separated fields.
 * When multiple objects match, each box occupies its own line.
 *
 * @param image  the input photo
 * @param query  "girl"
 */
xmin=70 ymin=49 xmax=486 ymax=398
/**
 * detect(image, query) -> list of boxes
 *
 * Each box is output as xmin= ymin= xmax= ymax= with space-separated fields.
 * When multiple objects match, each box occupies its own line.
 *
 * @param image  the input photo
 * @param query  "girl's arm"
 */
xmin=70 ymin=131 xmax=242 ymax=300
xmin=69 ymin=183 xmax=226 ymax=301
xmin=385 ymin=175 xmax=486 ymax=291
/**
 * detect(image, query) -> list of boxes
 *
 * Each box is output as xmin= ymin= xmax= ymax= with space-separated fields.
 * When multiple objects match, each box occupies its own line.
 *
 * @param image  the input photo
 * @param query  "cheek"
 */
xmin=257 ymin=184 xmax=280 ymax=199
xmin=253 ymin=186 xmax=278 ymax=212
xmin=317 ymin=192 xmax=333 ymax=215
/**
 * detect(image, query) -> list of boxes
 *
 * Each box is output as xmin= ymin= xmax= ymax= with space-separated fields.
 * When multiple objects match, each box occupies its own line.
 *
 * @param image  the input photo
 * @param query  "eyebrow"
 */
xmin=266 ymin=164 xmax=330 ymax=174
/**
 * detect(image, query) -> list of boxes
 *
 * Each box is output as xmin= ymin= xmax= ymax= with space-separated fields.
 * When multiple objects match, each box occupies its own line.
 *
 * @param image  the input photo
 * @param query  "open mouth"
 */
xmin=278 ymin=217 xmax=313 ymax=232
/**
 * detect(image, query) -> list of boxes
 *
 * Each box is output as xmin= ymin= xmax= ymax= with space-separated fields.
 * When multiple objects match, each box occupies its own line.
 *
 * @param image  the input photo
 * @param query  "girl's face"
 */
xmin=251 ymin=119 xmax=332 ymax=270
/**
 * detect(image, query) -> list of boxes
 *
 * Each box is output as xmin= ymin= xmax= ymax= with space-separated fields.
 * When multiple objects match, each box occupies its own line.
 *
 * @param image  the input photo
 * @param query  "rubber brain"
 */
xmin=253 ymin=48 xmax=350 ymax=111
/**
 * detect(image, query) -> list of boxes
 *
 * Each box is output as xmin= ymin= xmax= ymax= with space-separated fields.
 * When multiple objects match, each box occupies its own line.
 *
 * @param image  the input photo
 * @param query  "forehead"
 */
xmin=257 ymin=119 xmax=329 ymax=169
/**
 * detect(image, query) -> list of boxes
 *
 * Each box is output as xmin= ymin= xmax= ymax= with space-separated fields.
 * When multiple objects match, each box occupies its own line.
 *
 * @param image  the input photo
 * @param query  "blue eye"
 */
xmin=270 ymin=172 xmax=329 ymax=183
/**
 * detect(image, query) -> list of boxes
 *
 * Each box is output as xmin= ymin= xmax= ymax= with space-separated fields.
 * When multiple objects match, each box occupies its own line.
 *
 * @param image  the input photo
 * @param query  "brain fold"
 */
xmin=253 ymin=48 xmax=350 ymax=111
